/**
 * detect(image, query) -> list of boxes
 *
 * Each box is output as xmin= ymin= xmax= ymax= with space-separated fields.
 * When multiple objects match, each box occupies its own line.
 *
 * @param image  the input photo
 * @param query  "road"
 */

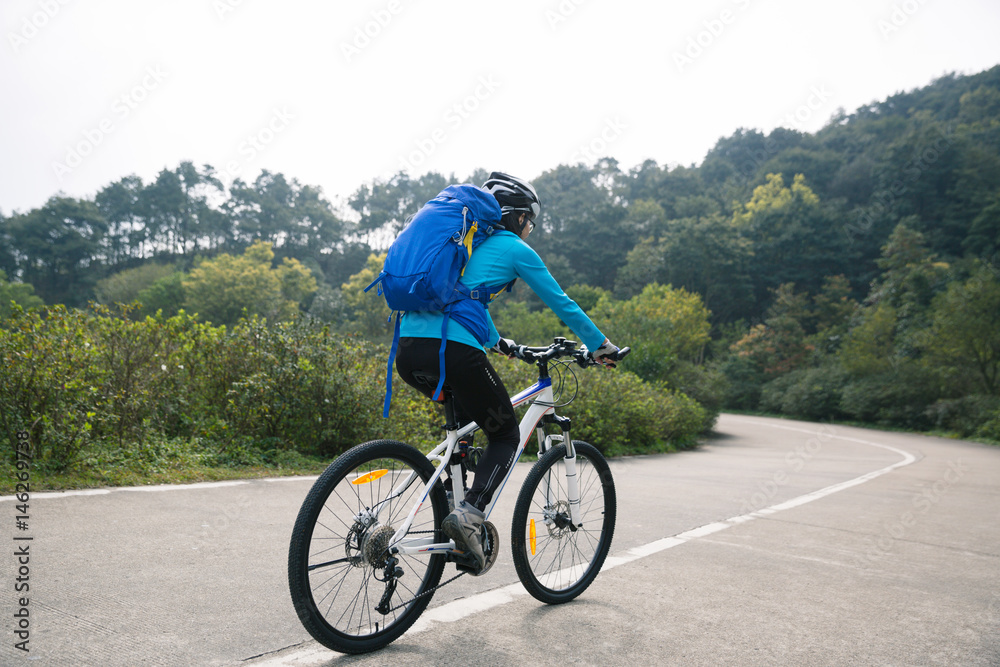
xmin=2 ymin=414 xmax=998 ymax=666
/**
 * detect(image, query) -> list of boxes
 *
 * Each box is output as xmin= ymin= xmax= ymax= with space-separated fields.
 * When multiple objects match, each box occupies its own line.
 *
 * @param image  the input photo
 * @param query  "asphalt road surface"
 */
xmin=2 ymin=414 xmax=997 ymax=666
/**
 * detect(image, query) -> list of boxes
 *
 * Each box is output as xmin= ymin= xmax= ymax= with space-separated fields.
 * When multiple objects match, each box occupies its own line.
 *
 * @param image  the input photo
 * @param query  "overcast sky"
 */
xmin=2 ymin=0 xmax=1000 ymax=216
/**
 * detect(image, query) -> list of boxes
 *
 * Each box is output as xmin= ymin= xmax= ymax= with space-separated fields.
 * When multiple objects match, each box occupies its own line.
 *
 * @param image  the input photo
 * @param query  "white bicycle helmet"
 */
xmin=482 ymin=172 xmax=540 ymax=233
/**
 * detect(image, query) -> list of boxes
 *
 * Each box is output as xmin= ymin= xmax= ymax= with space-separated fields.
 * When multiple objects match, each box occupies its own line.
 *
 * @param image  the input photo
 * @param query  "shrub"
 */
xmin=925 ymin=394 xmax=1000 ymax=437
xmin=839 ymin=363 xmax=941 ymax=429
xmin=719 ymin=354 xmax=766 ymax=410
xmin=0 ymin=304 xmax=712 ymax=482
xmin=490 ymin=358 xmax=707 ymax=456
xmin=760 ymin=365 xmax=847 ymax=421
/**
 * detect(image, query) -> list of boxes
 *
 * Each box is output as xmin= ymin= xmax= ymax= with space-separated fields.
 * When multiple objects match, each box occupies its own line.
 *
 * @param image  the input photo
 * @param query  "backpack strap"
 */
xmin=464 ymin=279 xmax=517 ymax=305
xmin=364 ymin=270 xmax=386 ymax=295
xmin=434 ymin=311 xmax=450 ymax=402
xmin=381 ymin=311 xmax=402 ymax=418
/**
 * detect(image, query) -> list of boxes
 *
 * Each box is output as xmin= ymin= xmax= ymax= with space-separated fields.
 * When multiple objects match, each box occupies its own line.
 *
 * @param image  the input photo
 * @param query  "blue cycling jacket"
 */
xmin=400 ymin=230 xmax=606 ymax=352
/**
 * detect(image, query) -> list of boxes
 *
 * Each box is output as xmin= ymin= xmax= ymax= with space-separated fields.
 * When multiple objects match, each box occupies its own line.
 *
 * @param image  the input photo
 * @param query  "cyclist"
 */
xmin=394 ymin=171 xmax=620 ymax=571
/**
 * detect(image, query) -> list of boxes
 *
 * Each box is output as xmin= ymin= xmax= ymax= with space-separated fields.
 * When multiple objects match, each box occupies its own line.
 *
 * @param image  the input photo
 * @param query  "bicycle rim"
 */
xmin=512 ymin=442 xmax=616 ymax=604
xmin=288 ymin=440 xmax=447 ymax=653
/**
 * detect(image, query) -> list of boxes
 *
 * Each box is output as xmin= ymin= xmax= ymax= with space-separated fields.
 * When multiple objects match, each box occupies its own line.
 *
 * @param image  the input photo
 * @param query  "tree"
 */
xmin=95 ymin=174 xmax=146 ymax=265
xmin=4 ymin=197 xmax=107 ymax=307
xmin=808 ymin=275 xmax=857 ymax=353
xmin=0 ymin=270 xmax=43 ymax=318
xmin=139 ymin=162 xmax=226 ymax=257
xmin=95 ymin=263 xmax=178 ymax=306
xmin=964 ymin=193 xmax=1000 ymax=260
xmin=920 ymin=264 xmax=1000 ymax=394
xmin=340 ymin=253 xmax=391 ymax=338
xmin=530 ymin=162 xmax=631 ymax=290
xmin=592 ymin=283 xmax=711 ymax=384
xmin=730 ymin=283 xmax=813 ymax=376
xmin=658 ymin=214 xmax=754 ymax=323
xmin=838 ymin=303 xmax=898 ymax=377
xmin=136 ymin=272 xmax=185 ymax=318
xmin=731 ymin=173 xmax=854 ymax=317
xmin=182 ymin=241 xmax=317 ymax=325
xmin=349 ymin=171 xmax=449 ymax=240
xmin=867 ymin=222 xmax=950 ymax=358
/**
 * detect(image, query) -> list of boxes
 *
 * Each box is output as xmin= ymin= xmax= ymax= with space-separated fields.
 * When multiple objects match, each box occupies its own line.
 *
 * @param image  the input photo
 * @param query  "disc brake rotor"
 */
xmin=544 ymin=501 xmax=572 ymax=538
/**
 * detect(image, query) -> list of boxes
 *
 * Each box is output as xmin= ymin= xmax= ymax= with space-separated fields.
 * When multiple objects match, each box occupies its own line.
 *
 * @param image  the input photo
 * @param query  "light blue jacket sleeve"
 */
xmin=510 ymin=241 xmax=606 ymax=352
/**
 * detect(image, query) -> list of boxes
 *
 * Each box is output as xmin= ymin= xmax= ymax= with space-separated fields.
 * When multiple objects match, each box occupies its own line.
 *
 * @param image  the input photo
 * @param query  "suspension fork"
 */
xmin=541 ymin=414 xmax=582 ymax=527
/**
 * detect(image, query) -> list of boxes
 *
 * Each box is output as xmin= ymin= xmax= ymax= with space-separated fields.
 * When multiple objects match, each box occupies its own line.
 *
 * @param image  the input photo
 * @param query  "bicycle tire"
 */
xmin=287 ymin=440 xmax=448 ymax=654
xmin=511 ymin=441 xmax=616 ymax=604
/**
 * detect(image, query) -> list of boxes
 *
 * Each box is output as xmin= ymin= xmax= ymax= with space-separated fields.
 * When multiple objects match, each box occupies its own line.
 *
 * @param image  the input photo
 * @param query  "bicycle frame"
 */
xmin=374 ymin=374 xmax=582 ymax=557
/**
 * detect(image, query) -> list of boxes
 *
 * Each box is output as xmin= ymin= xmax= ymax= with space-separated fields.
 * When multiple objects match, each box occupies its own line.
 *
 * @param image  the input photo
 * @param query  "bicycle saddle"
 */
xmin=410 ymin=371 xmax=453 ymax=402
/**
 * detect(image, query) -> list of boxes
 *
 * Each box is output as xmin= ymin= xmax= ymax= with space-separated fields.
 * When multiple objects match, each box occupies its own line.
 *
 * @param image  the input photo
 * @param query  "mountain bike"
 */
xmin=287 ymin=337 xmax=629 ymax=654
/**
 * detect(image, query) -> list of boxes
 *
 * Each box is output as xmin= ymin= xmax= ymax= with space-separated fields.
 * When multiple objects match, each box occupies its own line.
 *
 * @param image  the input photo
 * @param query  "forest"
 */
xmin=2 ymin=65 xmax=999 ymax=482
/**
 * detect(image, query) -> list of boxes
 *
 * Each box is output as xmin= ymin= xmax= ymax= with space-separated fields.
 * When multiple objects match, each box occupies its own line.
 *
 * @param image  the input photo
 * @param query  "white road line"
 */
xmin=1 ymin=476 xmax=323 ymax=503
xmin=0 ymin=479 xmax=249 ymax=502
xmin=257 ymin=421 xmax=918 ymax=665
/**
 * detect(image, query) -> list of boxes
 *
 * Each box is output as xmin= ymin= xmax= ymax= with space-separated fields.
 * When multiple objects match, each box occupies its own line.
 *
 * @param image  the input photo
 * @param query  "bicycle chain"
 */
xmin=384 ymin=569 xmax=468 ymax=613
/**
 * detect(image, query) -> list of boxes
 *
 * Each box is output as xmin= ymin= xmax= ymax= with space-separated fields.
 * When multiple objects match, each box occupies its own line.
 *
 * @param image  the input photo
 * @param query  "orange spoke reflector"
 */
xmin=530 ymin=519 xmax=537 ymax=555
xmin=352 ymin=469 xmax=389 ymax=485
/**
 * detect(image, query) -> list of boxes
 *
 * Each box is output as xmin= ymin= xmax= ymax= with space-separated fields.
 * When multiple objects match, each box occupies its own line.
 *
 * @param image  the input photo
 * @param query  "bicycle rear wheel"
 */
xmin=511 ymin=441 xmax=616 ymax=604
xmin=287 ymin=440 xmax=448 ymax=654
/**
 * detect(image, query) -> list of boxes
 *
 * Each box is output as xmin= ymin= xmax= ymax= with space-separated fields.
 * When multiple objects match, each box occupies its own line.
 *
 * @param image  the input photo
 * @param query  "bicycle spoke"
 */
xmin=289 ymin=441 xmax=448 ymax=651
xmin=513 ymin=442 xmax=615 ymax=604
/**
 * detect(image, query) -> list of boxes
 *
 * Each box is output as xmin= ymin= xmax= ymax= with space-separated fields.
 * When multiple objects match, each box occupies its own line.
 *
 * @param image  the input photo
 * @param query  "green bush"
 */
xmin=760 ymin=365 xmax=847 ymax=421
xmin=719 ymin=354 xmax=766 ymax=410
xmin=975 ymin=408 xmax=1000 ymax=442
xmin=0 ymin=304 xmax=712 ymax=482
xmin=758 ymin=372 xmax=798 ymax=414
xmin=925 ymin=394 xmax=1000 ymax=437
xmin=489 ymin=357 xmax=707 ymax=456
xmin=839 ymin=363 xmax=941 ymax=429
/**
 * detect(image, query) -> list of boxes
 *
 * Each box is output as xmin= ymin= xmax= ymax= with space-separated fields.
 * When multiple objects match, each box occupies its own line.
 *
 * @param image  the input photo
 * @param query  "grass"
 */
xmin=1 ymin=436 xmax=334 ymax=495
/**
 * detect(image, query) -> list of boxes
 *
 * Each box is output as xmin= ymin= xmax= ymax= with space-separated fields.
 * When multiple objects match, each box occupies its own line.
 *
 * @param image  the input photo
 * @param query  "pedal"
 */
xmin=454 ymin=521 xmax=499 ymax=577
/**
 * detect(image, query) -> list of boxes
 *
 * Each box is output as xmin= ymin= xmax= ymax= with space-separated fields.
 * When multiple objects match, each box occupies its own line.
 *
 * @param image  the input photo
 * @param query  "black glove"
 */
xmin=592 ymin=338 xmax=620 ymax=366
xmin=492 ymin=337 xmax=522 ymax=358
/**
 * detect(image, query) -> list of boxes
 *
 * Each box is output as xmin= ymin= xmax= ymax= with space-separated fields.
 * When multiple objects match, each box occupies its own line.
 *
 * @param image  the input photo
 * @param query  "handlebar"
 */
xmin=509 ymin=337 xmax=631 ymax=368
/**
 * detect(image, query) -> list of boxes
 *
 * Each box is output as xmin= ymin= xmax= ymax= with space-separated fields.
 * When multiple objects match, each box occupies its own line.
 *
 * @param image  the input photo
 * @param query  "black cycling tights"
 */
xmin=395 ymin=337 xmax=520 ymax=512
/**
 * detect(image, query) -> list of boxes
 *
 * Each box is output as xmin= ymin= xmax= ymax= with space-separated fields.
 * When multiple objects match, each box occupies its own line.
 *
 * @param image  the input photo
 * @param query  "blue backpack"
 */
xmin=365 ymin=184 xmax=515 ymax=416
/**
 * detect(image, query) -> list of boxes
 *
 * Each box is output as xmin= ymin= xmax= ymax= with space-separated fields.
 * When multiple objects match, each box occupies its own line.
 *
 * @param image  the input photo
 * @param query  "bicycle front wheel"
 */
xmin=287 ymin=440 xmax=448 ymax=654
xmin=511 ymin=441 xmax=616 ymax=604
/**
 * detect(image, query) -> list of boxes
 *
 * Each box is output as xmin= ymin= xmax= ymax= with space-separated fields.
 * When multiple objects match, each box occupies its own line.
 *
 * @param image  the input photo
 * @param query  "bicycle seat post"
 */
xmin=442 ymin=392 xmax=459 ymax=433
